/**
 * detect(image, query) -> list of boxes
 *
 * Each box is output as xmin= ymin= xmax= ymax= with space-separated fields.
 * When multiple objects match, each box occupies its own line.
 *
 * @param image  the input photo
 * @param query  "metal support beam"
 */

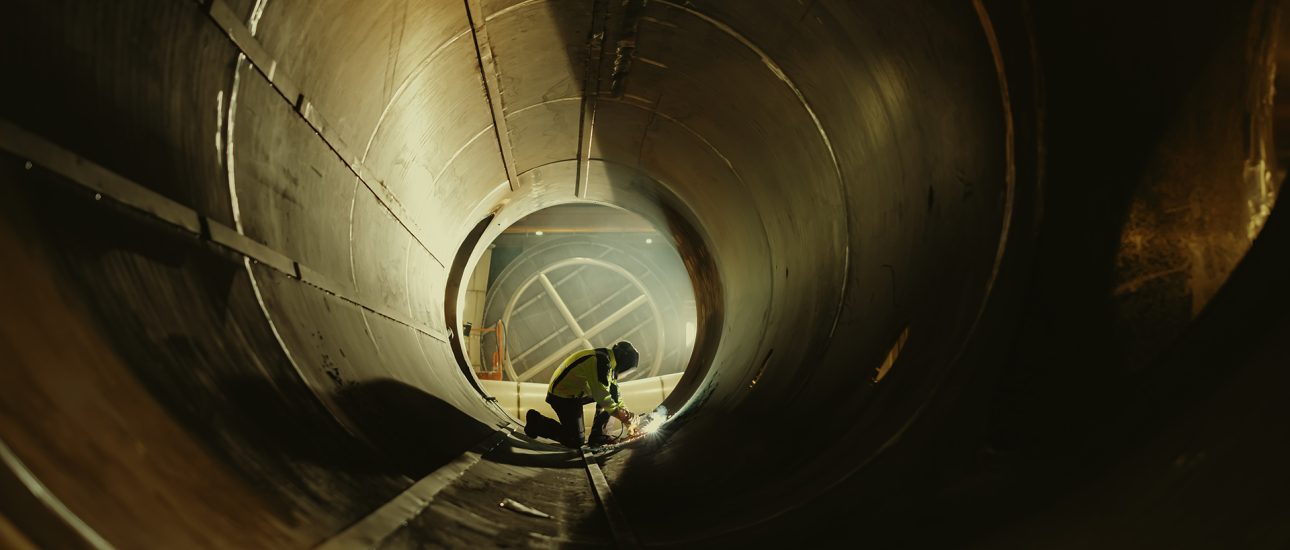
xmin=464 ymin=0 xmax=521 ymax=191
xmin=606 ymin=317 xmax=652 ymax=348
xmin=0 ymin=119 xmax=449 ymax=344
xmin=204 ymin=0 xmax=446 ymax=268
xmin=512 ymin=247 xmax=615 ymax=316
xmin=574 ymin=0 xmax=612 ymax=198
xmin=581 ymin=449 xmax=640 ymax=549
xmin=520 ymin=294 xmax=647 ymax=381
xmin=538 ymin=273 xmax=595 ymax=351
xmin=513 ymin=282 xmax=636 ymax=363
xmin=608 ymin=0 xmax=648 ymax=98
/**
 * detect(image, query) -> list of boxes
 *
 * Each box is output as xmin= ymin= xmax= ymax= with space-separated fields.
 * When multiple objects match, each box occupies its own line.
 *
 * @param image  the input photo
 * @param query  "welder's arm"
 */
xmin=588 ymin=381 xmax=632 ymax=424
xmin=608 ymin=382 xmax=631 ymax=423
xmin=587 ymin=379 xmax=621 ymax=414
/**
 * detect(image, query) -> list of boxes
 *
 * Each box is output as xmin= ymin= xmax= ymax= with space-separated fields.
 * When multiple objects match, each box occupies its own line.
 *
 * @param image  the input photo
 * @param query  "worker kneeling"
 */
xmin=525 ymin=341 xmax=638 ymax=448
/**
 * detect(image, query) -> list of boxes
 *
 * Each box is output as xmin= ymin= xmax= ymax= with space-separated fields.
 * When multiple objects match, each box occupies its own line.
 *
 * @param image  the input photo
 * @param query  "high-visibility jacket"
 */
xmin=547 ymin=348 xmax=623 ymax=413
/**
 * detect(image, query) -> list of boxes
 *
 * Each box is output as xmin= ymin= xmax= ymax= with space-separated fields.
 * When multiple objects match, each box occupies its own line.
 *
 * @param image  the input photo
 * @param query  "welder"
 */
xmin=524 ymin=341 xmax=639 ymax=447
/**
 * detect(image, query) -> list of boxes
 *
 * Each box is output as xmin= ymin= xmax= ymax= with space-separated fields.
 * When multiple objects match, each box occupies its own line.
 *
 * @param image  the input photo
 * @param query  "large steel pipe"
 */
xmin=0 ymin=0 xmax=1287 ymax=547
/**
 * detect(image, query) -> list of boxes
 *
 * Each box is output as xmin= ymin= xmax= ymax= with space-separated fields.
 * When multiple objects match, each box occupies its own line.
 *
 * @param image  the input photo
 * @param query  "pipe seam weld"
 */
xmin=203 ymin=0 xmax=447 ymax=269
xmin=0 ymin=119 xmax=449 ymax=344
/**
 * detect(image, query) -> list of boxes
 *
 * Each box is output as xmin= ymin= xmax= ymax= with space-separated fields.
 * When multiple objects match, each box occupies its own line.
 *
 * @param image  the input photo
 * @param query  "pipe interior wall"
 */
xmin=0 ymin=0 xmax=1287 ymax=546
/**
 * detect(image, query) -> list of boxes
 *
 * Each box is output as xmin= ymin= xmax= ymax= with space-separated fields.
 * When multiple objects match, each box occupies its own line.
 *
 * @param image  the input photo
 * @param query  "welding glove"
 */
xmin=613 ymin=408 xmax=634 ymax=425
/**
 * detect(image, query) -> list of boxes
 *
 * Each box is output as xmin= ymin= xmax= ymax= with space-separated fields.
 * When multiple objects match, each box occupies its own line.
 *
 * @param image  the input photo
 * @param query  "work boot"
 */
xmin=524 ymin=409 xmax=542 ymax=439
xmin=586 ymin=433 xmax=616 ymax=447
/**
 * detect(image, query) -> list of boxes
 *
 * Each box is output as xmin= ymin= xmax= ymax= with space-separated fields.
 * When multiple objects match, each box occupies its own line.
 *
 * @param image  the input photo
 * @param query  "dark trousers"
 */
xmin=527 ymin=387 xmax=618 ymax=447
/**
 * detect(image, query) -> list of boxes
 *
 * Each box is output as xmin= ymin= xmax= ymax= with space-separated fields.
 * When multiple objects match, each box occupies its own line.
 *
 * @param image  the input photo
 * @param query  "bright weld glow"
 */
xmin=640 ymin=416 xmax=663 ymax=434
xmin=645 ymin=237 xmax=653 ymax=244
xmin=534 ymin=230 xmax=544 ymax=236
xmin=636 ymin=405 xmax=669 ymax=436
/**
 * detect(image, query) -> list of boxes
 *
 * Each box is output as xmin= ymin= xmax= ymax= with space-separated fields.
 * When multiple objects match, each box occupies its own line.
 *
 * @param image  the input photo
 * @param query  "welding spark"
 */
xmin=634 ymin=406 xmax=669 ymax=436
xmin=640 ymin=416 xmax=664 ymax=434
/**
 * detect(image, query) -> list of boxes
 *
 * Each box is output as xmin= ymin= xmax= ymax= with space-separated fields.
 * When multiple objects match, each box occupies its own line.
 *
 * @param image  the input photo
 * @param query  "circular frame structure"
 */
xmin=499 ymin=256 xmax=667 ymax=381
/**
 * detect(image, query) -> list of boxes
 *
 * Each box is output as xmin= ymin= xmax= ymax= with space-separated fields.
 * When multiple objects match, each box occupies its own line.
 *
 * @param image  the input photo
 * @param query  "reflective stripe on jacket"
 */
xmin=547 ymin=348 xmax=622 ymax=413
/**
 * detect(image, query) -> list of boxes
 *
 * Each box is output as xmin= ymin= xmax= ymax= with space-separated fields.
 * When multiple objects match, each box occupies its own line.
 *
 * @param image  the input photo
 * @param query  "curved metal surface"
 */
xmin=0 ymin=0 xmax=1288 ymax=547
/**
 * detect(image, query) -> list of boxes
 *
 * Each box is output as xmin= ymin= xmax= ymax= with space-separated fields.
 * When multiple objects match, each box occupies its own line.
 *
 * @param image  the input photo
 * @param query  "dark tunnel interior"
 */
xmin=1 ymin=0 xmax=1289 ymax=547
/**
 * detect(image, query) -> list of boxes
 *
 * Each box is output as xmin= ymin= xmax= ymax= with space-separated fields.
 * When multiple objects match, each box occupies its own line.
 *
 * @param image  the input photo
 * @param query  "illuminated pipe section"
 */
xmin=40 ymin=0 xmax=1285 ymax=546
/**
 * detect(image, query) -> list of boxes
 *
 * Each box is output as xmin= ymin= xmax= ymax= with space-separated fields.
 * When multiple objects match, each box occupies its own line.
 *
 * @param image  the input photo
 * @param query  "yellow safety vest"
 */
xmin=547 ymin=348 xmax=622 ymax=413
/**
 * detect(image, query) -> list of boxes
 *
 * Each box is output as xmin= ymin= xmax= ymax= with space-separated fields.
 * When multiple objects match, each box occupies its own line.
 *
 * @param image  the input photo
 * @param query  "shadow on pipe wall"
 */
xmin=1 ymin=0 xmax=1289 ymax=547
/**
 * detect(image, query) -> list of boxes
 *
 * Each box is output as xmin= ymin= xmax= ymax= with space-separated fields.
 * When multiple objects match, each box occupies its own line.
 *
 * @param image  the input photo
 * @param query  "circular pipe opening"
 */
xmin=445 ymin=193 xmax=722 ymax=435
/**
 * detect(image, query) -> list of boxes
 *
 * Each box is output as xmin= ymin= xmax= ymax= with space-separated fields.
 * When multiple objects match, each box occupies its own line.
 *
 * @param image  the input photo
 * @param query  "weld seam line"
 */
xmin=202 ymin=0 xmax=445 ymax=269
xmin=0 ymin=119 xmax=448 ymax=344
xmin=463 ymin=0 xmax=521 ymax=191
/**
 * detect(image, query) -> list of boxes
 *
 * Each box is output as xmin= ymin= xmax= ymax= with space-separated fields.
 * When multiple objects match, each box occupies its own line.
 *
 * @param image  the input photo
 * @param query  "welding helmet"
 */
xmin=612 ymin=341 xmax=639 ymax=374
